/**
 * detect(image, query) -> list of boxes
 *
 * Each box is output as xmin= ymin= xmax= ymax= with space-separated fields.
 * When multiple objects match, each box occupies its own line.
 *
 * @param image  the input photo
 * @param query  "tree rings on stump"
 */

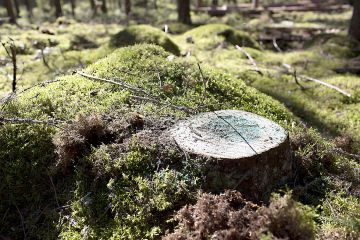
xmin=170 ymin=110 xmax=292 ymax=201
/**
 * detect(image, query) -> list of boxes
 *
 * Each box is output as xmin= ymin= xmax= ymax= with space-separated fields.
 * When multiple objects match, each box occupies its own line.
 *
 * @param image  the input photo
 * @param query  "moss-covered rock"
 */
xmin=0 ymin=44 xmax=292 ymax=239
xmin=183 ymin=24 xmax=260 ymax=50
xmin=109 ymin=25 xmax=181 ymax=55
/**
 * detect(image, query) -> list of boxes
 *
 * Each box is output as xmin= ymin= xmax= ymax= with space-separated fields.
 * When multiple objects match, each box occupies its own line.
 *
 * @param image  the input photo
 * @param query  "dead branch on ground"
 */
xmin=235 ymin=45 xmax=263 ymax=75
xmin=281 ymin=63 xmax=351 ymax=97
xmin=272 ymin=38 xmax=283 ymax=53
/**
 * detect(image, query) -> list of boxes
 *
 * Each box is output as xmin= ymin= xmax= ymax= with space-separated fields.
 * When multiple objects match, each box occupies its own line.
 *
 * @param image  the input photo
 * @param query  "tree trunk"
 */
xmin=252 ymin=0 xmax=259 ymax=9
xmin=70 ymin=0 xmax=76 ymax=17
xmin=124 ymin=0 xmax=131 ymax=16
xmin=89 ymin=0 xmax=97 ymax=15
xmin=53 ymin=0 xmax=63 ymax=18
xmin=24 ymin=0 xmax=33 ymax=18
xmin=13 ymin=0 xmax=20 ymax=17
xmin=212 ymin=0 xmax=218 ymax=6
xmin=101 ymin=0 xmax=107 ymax=13
xmin=349 ymin=0 xmax=360 ymax=41
xmin=3 ymin=0 xmax=17 ymax=23
xmin=171 ymin=110 xmax=292 ymax=201
xmin=177 ymin=0 xmax=191 ymax=25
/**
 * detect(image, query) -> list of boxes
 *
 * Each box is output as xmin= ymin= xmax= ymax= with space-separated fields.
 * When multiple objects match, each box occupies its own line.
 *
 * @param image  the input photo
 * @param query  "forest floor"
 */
xmin=0 ymin=3 xmax=359 ymax=240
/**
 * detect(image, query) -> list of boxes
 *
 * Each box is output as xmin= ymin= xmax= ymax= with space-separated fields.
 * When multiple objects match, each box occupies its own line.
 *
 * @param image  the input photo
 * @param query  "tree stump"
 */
xmin=171 ymin=110 xmax=292 ymax=201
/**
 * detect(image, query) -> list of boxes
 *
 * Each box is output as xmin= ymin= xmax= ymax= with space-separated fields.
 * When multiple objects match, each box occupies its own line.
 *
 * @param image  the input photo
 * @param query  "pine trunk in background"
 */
xmin=118 ymin=0 xmax=122 ymax=10
xmin=13 ymin=0 xmax=20 ymax=17
xmin=89 ymin=0 xmax=97 ymax=15
xmin=70 ymin=0 xmax=76 ymax=17
xmin=101 ymin=0 xmax=107 ymax=13
xmin=349 ymin=0 xmax=360 ymax=42
xmin=24 ymin=0 xmax=33 ymax=18
xmin=196 ymin=0 xmax=203 ymax=9
xmin=212 ymin=0 xmax=218 ymax=6
xmin=53 ymin=0 xmax=63 ymax=18
xmin=252 ymin=0 xmax=259 ymax=9
xmin=4 ymin=0 xmax=17 ymax=23
xmin=177 ymin=0 xmax=191 ymax=25
xmin=125 ymin=0 xmax=131 ymax=17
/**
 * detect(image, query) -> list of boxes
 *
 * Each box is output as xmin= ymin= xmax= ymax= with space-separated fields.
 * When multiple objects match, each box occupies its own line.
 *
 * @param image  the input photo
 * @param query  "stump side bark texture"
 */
xmin=171 ymin=110 xmax=292 ymax=201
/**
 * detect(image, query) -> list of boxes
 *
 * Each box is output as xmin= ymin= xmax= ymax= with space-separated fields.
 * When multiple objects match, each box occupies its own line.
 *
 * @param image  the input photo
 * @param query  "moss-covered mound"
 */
xmin=183 ymin=24 xmax=259 ymax=50
xmin=109 ymin=25 xmax=181 ymax=55
xmin=0 ymin=44 xmax=292 ymax=239
xmin=305 ymin=33 xmax=360 ymax=58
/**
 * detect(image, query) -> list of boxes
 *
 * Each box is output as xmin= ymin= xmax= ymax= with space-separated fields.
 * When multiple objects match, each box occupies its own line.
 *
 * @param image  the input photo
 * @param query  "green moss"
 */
xmin=109 ymin=25 xmax=180 ymax=55
xmin=182 ymin=24 xmax=259 ymax=50
xmin=305 ymin=34 xmax=360 ymax=58
xmin=0 ymin=44 xmax=291 ymax=239
xmin=319 ymin=192 xmax=360 ymax=239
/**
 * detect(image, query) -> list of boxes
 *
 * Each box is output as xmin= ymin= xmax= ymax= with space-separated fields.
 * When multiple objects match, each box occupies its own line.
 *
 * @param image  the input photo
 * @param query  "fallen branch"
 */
xmin=282 ymin=63 xmax=351 ymax=97
xmin=272 ymin=38 xmax=283 ymax=53
xmin=299 ymin=75 xmax=352 ymax=97
xmin=235 ymin=45 xmax=263 ymax=75
xmin=2 ymin=39 xmax=17 ymax=92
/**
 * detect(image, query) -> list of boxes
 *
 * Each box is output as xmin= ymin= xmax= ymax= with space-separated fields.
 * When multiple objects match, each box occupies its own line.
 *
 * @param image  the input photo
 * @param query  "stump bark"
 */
xmin=171 ymin=110 xmax=292 ymax=201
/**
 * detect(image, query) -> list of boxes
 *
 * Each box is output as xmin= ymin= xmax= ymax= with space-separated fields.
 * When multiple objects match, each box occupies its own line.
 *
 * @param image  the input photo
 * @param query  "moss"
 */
xmin=109 ymin=25 xmax=180 ymax=55
xmin=305 ymin=34 xmax=360 ymax=58
xmin=0 ymin=44 xmax=291 ymax=239
xmin=182 ymin=24 xmax=260 ymax=50
xmin=319 ymin=192 xmax=360 ymax=239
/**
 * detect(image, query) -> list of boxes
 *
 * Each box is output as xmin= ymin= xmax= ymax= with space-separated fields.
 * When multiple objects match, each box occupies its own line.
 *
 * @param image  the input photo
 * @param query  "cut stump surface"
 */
xmin=171 ymin=110 xmax=292 ymax=201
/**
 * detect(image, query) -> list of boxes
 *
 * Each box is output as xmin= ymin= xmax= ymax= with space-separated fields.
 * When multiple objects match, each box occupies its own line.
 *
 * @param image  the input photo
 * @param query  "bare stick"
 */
xmin=293 ymin=69 xmax=306 ymax=90
xmin=235 ymin=45 xmax=262 ymax=75
xmin=78 ymin=71 xmax=195 ymax=114
xmin=282 ymin=63 xmax=350 ymax=97
xmin=333 ymin=148 xmax=360 ymax=160
xmin=272 ymin=38 xmax=283 ymax=53
xmin=77 ymin=71 xmax=150 ymax=96
xmin=2 ymin=40 xmax=17 ymax=92
xmin=299 ymin=75 xmax=351 ymax=97
xmin=40 ymin=48 xmax=52 ymax=70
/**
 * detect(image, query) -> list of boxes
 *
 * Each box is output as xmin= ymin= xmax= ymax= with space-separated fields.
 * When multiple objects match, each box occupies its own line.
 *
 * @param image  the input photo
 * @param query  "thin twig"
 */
xmin=79 ymin=71 xmax=195 ymax=114
xmin=293 ymin=69 xmax=306 ymax=90
xmin=272 ymin=38 xmax=283 ymax=53
xmin=197 ymin=62 xmax=208 ymax=106
xmin=282 ymin=63 xmax=350 ymax=97
xmin=2 ymin=40 xmax=17 ymax=92
xmin=77 ymin=71 xmax=150 ymax=96
xmin=235 ymin=45 xmax=263 ymax=75
xmin=299 ymin=75 xmax=352 ymax=97
xmin=47 ymin=171 xmax=60 ymax=208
